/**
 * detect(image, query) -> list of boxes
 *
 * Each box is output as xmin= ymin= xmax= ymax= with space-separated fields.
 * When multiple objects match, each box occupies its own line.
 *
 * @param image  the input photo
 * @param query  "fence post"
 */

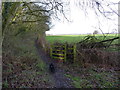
xmin=64 ymin=44 xmax=66 ymax=62
xmin=73 ymin=44 xmax=76 ymax=62
xmin=50 ymin=45 xmax=53 ymax=58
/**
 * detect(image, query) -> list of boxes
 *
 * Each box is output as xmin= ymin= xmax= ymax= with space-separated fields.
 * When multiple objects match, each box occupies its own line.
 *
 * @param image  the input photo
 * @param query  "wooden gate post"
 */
xmin=50 ymin=45 xmax=53 ymax=58
xmin=64 ymin=44 xmax=66 ymax=62
xmin=73 ymin=44 xmax=76 ymax=62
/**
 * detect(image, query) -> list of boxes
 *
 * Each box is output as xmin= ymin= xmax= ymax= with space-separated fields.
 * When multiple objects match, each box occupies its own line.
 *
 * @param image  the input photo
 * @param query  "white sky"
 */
xmin=46 ymin=0 xmax=119 ymax=35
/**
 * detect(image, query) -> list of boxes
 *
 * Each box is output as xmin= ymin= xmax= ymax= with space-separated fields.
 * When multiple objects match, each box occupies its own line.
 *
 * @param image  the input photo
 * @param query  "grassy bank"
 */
xmin=2 ymin=32 xmax=54 ymax=88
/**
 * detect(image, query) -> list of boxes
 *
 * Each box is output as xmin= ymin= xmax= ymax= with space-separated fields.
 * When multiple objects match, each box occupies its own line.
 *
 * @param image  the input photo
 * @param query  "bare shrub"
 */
xmin=77 ymin=48 xmax=119 ymax=68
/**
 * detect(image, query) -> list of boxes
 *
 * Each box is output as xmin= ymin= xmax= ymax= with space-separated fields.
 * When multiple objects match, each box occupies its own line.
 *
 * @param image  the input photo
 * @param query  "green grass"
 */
xmin=46 ymin=34 xmax=119 ymax=44
xmin=36 ymin=61 xmax=46 ymax=71
xmin=88 ymin=69 xmax=119 ymax=88
xmin=46 ymin=35 xmax=84 ymax=44
xmin=4 ymin=31 xmax=47 ymax=70
xmin=65 ymin=69 xmax=119 ymax=88
xmin=3 ymin=79 xmax=9 ymax=88
xmin=3 ymin=31 xmax=39 ymax=59
xmin=46 ymin=34 xmax=119 ymax=51
xmin=65 ymin=74 xmax=92 ymax=88
xmin=3 ymin=31 xmax=51 ymax=88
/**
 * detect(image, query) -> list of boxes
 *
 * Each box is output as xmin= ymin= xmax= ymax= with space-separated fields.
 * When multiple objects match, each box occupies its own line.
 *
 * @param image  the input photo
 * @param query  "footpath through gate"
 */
xmin=50 ymin=43 xmax=76 ymax=63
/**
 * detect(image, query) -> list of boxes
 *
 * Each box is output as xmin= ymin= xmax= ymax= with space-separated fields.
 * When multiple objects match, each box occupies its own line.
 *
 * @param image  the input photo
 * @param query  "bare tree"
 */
xmin=37 ymin=0 xmax=119 ymax=35
xmin=73 ymin=0 xmax=119 ymax=18
xmin=72 ymin=0 xmax=119 ymax=38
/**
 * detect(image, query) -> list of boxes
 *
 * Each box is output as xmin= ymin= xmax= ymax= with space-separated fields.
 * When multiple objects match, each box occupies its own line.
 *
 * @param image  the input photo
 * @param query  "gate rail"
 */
xmin=50 ymin=43 xmax=76 ymax=63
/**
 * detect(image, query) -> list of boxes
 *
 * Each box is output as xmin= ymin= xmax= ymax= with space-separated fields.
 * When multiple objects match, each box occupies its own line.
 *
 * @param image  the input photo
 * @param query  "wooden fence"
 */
xmin=50 ymin=43 xmax=76 ymax=63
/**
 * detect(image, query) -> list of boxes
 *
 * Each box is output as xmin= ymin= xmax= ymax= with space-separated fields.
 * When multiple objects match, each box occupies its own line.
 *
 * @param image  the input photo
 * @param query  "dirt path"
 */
xmin=35 ymin=41 xmax=74 ymax=88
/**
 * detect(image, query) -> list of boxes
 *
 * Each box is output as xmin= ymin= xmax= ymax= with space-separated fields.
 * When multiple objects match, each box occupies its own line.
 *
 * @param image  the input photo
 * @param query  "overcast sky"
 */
xmin=46 ymin=0 xmax=119 ymax=35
